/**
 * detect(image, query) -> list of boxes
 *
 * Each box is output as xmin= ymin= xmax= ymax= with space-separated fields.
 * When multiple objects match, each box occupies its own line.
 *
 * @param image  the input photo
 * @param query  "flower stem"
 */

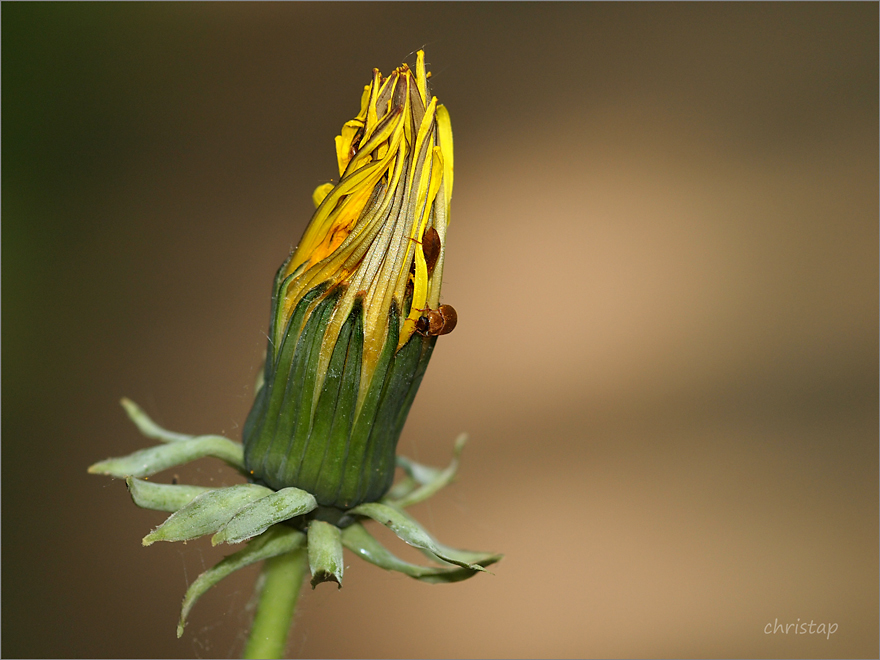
xmin=243 ymin=547 xmax=308 ymax=659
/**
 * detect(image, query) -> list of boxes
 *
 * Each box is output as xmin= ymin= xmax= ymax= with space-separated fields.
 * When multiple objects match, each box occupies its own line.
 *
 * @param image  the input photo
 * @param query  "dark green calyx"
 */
xmin=243 ymin=284 xmax=436 ymax=511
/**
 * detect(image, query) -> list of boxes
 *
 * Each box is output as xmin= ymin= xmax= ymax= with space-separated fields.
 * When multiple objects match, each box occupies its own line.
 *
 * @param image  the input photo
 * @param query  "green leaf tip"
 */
xmin=389 ymin=432 xmax=468 ymax=507
xmin=120 ymin=398 xmax=194 ymax=443
xmin=341 ymin=522 xmax=501 ymax=583
xmin=88 ymin=435 xmax=245 ymax=479
xmin=177 ymin=525 xmax=306 ymax=637
xmin=212 ymin=487 xmax=318 ymax=546
xmin=307 ymin=520 xmax=344 ymax=589
xmin=126 ymin=477 xmax=215 ymax=512
xmin=349 ymin=501 xmax=492 ymax=572
xmin=142 ymin=483 xmax=273 ymax=546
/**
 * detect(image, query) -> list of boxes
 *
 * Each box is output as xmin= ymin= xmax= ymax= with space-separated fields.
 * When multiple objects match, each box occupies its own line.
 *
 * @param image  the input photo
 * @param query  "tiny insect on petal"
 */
xmin=415 ymin=303 xmax=457 ymax=337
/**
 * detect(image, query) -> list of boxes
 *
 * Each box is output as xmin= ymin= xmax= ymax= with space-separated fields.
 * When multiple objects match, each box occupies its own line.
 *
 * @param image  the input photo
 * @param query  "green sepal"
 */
xmin=307 ymin=520 xmax=344 ymax=588
xmin=292 ymin=298 xmax=364 ymax=504
xmin=348 ymin=501 xmax=491 ymax=572
xmin=212 ymin=487 xmax=318 ymax=546
xmin=177 ymin=525 xmax=306 ymax=638
xmin=244 ymin=291 xmax=437 ymax=510
xmin=142 ymin=483 xmax=272 ymax=546
xmin=88 ymin=435 xmax=244 ymax=478
xmin=269 ymin=260 xmax=307 ymax=363
xmin=242 ymin=283 xmax=331 ymax=489
xmin=332 ymin=306 xmax=436 ymax=508
xmin=387 ymin=433 xmax=467 ymax=507
xmin=120 ymin=398 xmax=193 ymax=443
xmin=271 ymin=288 xmax=343 ymax=493
xmin=341 ymin=522 xmax=501 ymax=584
xmin=418 ymin=533 xmax=502 ymax=569
xmin=126 ymin=477 xmax=214 ymax=512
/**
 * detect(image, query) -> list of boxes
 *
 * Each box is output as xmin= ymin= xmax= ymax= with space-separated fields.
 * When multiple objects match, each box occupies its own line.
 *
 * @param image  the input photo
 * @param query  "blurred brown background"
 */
xmin=3 ymin=3 xmax=877 ymax=658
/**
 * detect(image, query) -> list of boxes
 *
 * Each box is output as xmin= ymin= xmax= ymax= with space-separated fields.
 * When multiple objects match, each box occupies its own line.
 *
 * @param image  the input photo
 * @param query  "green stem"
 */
xmin=243 ymin=547 xmax=308 ymax=659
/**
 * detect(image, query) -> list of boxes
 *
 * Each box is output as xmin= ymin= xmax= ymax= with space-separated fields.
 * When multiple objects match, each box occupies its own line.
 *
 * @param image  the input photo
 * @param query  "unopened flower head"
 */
xmin=243 ymin=51 xmax=456 ymax=516
xmin=89 ymin=53 xmax=499 ymax=639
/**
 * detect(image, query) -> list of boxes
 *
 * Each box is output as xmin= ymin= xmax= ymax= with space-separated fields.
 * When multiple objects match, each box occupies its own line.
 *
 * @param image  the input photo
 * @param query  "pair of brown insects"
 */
xmin=413 ymin=226 xmax=457 ymax=337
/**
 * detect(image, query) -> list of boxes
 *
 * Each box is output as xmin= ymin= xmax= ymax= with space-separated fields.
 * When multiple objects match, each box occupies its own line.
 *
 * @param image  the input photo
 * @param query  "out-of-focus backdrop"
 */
xmin=3 ymin=4 xmax=877 ymax=658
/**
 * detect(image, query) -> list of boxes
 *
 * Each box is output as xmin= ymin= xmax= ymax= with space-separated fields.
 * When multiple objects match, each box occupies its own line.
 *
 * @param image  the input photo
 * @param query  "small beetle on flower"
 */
xmin=89 ymin=50 xmax=500 ymax=658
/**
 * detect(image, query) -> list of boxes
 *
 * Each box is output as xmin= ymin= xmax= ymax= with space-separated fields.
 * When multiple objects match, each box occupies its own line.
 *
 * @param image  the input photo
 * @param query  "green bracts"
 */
xmin=243 ymin=279 xmax=435 ymax=512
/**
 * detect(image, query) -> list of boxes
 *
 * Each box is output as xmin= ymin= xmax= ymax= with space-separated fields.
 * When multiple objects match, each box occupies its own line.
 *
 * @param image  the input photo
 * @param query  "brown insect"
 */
xmin=415 ymin=304 xmax=457 ymax=336
xmin=421 ymin=226 xmax=442 ymax=275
